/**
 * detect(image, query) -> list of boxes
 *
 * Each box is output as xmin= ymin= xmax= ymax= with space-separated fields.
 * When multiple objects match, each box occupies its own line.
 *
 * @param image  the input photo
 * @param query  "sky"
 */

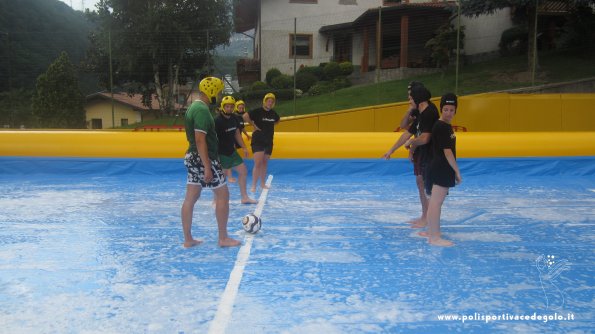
xmin=59 ymin=0 xmax=100 ymax=12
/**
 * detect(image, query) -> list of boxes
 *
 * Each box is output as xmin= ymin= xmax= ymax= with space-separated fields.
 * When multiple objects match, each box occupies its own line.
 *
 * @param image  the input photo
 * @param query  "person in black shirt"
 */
xmin=234 ymin=100 xmax=252 ymax=142
xmin=215 ymin=96 xmax=257 ymax=204
xmin=418 ymin=93 xmax=461 ymax=247
xmin=403 ymin=85 xmax=439 ymax=228
xmin=243 ymin=93 xmax=280 ymax=193
xmin=382 ymin=81 xmax=423 ymax=160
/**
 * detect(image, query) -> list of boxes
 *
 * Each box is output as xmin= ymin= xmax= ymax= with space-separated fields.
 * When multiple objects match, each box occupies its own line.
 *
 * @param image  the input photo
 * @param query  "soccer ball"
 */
xmin=242 ymin=213 xmax=262 ymax=234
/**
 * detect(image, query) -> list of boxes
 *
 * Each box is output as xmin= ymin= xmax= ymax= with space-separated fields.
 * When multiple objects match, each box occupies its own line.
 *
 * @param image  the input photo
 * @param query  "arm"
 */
xmin=243 ymin=112 xmax=260 ymax=131
xmin=399 ymin=103 xmax=416 ymax=130
xmin=405 ymin=132 xmax=431 ymax=151
xmin=194 ymin=130 xmax=213 ymax=182
xmin=382 ymin=131 xmax=413 ymax=160
xmin=444 ymin=148 xmax=462 ymax=184
xmin=234 ymin=129 xmax=249 ymax=158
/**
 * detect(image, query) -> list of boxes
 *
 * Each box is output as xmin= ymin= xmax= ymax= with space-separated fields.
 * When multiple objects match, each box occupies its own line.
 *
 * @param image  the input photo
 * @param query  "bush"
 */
xmin=295 ymin=71 xmax=318 ymax=92
xmin=298 ymin=65 xmax=324 ymax=80
xmin=323 ymin=62 xmax=342 ymax=80
xmin=339 ymin=61 xmax=354 ymax=76
xmin=425 ymin=23 xmax=464 ymax=68
xmin=308 ymin=81 xmax=335 ymax=96
xmin=499 ymin=26 xmax=528 ymax=56
xmin=332 ymin=76 xmax=351 ymax=89
xmin=271 ymin=74 xmax=293 ymax=89
xmin=251 ymin=81 xmax=268 ymax=91
xmin=265 ymin=68 xmax=282 ymax=86
xmin=241 ymin=89 xmax=295 ymax=103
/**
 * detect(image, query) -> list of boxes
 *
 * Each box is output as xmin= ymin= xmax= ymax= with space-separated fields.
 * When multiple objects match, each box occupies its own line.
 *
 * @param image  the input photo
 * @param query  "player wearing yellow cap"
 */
xmin=215 ymin=96 xmax=257 ymax=204
xmin=180 ymin=77 xmax=241 ymax=248
xmin=243 ymin=93 xmax=280 ymax=193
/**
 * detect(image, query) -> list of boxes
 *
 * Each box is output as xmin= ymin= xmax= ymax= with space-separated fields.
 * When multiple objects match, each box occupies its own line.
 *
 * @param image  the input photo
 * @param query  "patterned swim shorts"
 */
xmin=184 ymin=152 xmax=226 ymax=189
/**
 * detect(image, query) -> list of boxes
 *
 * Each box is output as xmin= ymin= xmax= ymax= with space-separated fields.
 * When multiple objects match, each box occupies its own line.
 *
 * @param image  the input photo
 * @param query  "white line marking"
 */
xmin=207 ymin=175 xmax=273 ymax=334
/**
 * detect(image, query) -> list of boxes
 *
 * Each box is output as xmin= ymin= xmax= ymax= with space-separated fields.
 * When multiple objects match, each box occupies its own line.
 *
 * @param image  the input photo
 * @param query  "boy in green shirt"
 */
xmin=181 ymin=77 xmax=241 ymax=248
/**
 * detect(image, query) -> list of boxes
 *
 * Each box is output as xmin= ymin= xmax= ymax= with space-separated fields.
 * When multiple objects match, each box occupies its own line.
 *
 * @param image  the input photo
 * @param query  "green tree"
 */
xmin=32 ymin=52 xmax=85 ymax=128
xmin=86 ymin=0 xmax=234 ymax=115
xmin=425 ymin=23 xmax=465 ymax=69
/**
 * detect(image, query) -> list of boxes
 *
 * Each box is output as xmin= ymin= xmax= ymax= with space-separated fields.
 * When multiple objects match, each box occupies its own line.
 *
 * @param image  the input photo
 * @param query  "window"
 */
xmin=290 ymin=34 xmax=313 ymax=59
xmin=121 ymin=119 xmax=128 ymax=126
xmin=91 ymin=119 xmax=103 ymax=129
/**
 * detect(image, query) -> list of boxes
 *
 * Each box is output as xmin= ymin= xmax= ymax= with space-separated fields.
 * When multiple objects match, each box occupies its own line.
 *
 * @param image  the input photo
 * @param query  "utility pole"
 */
xmin=1 ymin=31 xmax=13 ymax=128
xmin=455 ymin=1 xmax=461 ymax=95
xmin=109 ymin=29 xmax=115 ymax=128
xmin=1 ymin=31 xmax=11 ymax=92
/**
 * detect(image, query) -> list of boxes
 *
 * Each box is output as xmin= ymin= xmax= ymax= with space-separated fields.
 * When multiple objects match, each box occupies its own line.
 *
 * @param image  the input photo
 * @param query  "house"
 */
xmin=234 ymin=0 xmax=516 ymax=87
xmin=85 ymin=92 xmax=166 ymax=129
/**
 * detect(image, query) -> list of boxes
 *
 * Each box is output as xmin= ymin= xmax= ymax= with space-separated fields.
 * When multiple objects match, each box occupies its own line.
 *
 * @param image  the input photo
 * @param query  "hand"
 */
xmin=243 ymin=148 xmax=249 ymax=158
xmin=204 ymin=167 xmax=213 ymax=183
xmin=455 ymin=172 xmax=462 ymax=185
xmin=408 ymin=149 xmax=414 ymax=162
xmin=382 ymin=152 xmax=391 ymax=160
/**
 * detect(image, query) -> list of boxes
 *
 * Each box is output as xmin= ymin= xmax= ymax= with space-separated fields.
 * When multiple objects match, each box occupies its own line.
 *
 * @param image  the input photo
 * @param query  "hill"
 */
xmin=0 ymin=0 xmax=95 ymax=92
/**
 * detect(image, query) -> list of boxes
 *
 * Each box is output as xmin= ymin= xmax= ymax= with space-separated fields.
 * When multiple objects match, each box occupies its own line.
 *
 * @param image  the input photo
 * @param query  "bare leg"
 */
xmin=251 ymin=151 xmax=265 ymax=192
xmin=426 ymin=184 xmax=454 ymax=247
xmin=235 ymin=163 xmax=257 ymax=204
xmin=410 ymin=175 xmax=428 ymax=228
xmin=212 ymin=185 xmax=241 ymax=247
xmin=181 ymin=184 xmax=203 ymax=248
xmin=260 ymin=154 xmax=271 ymax=189
xmin=225 ymin=168 xmax=236 ymax=183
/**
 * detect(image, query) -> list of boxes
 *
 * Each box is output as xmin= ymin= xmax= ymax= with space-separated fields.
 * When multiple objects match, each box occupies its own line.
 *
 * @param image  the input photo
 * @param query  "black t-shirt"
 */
xmin=248 ymin=107 xmax=280 ymax=145
xmin=430 ymin=120 xmax=457 ymax=188
xmin=234 ymin=112 xmax=246 ymax=130
xmin=414 ymin=102 xmax=439 ymax=163
xmin=408 ymin=108 xmax=420 ymax=132
xmin=431 ymin=120 xmax=456 ymax=164
xmin=215 ymin=114 xmax=240 ymax=156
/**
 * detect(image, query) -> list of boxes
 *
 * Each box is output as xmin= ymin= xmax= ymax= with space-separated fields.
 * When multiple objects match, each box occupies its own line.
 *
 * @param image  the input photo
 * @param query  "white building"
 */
xmin=234 ymin=0 xmax=515 ymax=86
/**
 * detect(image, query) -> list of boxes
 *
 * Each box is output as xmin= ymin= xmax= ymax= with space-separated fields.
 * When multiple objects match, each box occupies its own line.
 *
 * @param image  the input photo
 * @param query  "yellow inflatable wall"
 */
xmin=1 ymin=131 xmax=594 ymax=159
xmin=275 ymin=93 xmax=595 ymax=132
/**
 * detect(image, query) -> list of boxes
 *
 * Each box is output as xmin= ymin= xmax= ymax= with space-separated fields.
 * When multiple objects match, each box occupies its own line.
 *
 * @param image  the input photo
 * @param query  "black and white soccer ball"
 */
xmin=242 ymin=213 xmax=262 ymax=234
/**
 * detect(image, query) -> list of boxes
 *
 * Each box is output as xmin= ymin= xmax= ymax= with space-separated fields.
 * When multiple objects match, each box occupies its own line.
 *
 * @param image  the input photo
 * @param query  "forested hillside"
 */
xmin=0 ymin=0 xmax=95 ymax=92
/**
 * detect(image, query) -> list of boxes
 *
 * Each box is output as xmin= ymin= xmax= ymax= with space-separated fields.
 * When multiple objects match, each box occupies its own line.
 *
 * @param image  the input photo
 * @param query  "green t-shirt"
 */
xmin=184 ymin=100 xmax=219 ymax=160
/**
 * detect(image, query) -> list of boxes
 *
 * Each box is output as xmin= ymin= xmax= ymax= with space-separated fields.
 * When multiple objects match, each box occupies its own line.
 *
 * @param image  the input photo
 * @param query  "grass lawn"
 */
xmin=122 ymin=48 xmax=595 ymax=127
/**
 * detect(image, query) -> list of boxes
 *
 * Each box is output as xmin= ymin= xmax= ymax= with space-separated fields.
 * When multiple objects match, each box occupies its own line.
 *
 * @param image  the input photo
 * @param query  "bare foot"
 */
xmin=219 ymin=237 xmax=241 ymax=247
xmin=417 ymin=231 xmax=429 ymax=238
xmin=241 ymin=198 xmax=258 ymax=204
xmin=428 ymin=238 xmax=454 ymax=247
xmin=411 ymin=223 xmax=427 ymax=229
xmin=260 ymin=184 xmax=270 ymax=190
xmin=228 ymin=177 xmax=237 ymax=183
xmin=407 ymin=217 xmax=424 ymax=225
xmin=250 ymin=186 xmax=256 ymax=193
xmin=183 ymin=239 xmax=203 ymax=248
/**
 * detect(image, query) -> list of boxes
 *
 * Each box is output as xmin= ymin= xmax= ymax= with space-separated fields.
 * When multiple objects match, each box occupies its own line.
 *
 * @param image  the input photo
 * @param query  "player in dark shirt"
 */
xmin=404 ymin=85 xmax=439 ymax=228
xmin=215 ymin=96 xmax=257 ymax=204
xmin=243 ymin=93 xmax=280 ymax=193
xmin=418 ymin=93 xmax=462 ymax=247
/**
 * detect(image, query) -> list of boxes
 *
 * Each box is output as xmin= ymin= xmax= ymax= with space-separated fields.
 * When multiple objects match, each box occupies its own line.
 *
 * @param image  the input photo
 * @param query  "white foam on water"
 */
xmin=448 ymin=231 xmax=521 ymax=243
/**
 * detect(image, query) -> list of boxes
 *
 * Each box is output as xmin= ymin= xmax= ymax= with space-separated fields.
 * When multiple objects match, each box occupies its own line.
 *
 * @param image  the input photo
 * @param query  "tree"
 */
xmin=460 ymin=0 xmax=595 ymax=72
xmin=85 ymin=0 xmax=234 ymax=115
xmin=32 ymin=52 xmax=86 ymax=128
